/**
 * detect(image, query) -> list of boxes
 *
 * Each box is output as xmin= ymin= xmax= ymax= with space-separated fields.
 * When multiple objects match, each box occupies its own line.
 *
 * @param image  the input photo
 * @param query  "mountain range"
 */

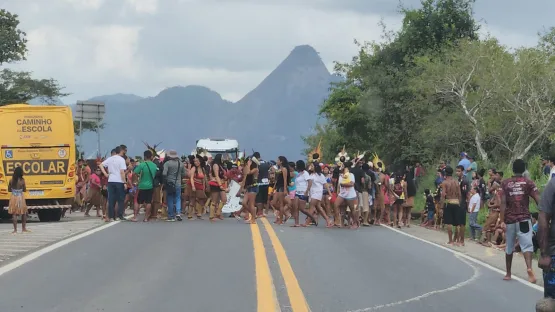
xmin=78 ymin=45 xmax=341 ymax=159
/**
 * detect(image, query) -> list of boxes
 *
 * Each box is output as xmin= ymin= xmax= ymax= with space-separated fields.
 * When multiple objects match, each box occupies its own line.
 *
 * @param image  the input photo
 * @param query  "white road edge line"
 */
xmin=0 ymin=220 xmax=121 ymax=278
xmin=347 ymin=255 xmax=480 ymax=312
xmin=383 ymin=226 xmax=544 ymax=292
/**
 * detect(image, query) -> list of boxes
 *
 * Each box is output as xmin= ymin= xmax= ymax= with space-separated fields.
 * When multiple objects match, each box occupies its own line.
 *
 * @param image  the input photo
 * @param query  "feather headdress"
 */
xmin=143 ymin=141 xmax=162 ymax=158
xmin=308 ymin=138 xmax=322 ymax=163
xmin=372 ymin=153 xmax=385 ymax=172
xmin=334 ymin=145 xmax=350 ymax=163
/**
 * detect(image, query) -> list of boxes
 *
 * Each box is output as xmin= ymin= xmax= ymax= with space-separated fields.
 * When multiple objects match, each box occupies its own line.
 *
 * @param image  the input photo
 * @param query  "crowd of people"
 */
xmin=71 ymin=145 xmax=426 ymax=231
xmin=414 ymin=152 xmax=555 ymax=308
xmin=9 ymin=143 xmax=555 ymax=307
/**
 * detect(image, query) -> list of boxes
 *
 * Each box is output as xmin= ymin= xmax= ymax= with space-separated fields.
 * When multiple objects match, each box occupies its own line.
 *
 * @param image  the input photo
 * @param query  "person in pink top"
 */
xmin=85 ymin=167 xmax=102 ymax=217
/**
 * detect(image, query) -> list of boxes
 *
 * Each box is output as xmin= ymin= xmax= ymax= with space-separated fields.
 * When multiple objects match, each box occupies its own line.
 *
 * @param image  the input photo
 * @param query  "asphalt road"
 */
xmin=0 ymin=216 xmax=543 ymax=312
xmin=0 ymin=212 xmax=104 ymax=263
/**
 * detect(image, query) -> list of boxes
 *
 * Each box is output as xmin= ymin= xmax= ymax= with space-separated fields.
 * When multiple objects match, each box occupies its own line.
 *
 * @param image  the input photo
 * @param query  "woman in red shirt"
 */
xmin=85 ymin=167 xmax=102 ymax=217
xmin=189 ymin=156 xmax=207 ymax=219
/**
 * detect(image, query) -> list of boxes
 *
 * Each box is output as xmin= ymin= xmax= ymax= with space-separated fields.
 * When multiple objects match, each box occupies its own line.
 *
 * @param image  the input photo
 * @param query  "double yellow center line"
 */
xmin=251 ymin=218 xmax=310 ymax=312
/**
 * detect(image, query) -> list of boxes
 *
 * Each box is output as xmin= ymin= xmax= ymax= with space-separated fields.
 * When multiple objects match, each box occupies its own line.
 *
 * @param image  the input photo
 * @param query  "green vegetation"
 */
xmin=0 ymin=9 xmax=68 ymax=105
xmin=0 ymin=9 xmax=101 ymax=155
xmin=305 ymin=0 xmax=555 ymax=236
xmin=304 ymin=0 xmax=555 ymax=170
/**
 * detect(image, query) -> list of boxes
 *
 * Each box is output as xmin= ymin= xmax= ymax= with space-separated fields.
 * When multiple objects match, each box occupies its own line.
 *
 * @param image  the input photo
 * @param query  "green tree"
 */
xmin=413 ymin=36 xmax=555 ymax=163
xmin=492 ymin=44 xmax=555 ymax=162
xmin=308 ymin=0 xmax=481 ymax=166
xmin=411 ymin=39 xmax=507 ymax=162
xmin=0 ymin=9 xmax=68 ymax=105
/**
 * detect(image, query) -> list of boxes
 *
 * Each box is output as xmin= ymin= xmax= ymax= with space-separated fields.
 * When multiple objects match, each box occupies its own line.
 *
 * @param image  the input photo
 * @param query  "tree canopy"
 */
xmin=305 ymin=0 xmax=555 ymax=167
xmin=0 ymin=9 xmax=68 ymax=105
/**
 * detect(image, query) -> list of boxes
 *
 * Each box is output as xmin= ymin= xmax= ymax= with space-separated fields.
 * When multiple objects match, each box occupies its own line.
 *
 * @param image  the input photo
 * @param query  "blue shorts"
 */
xmin=246 ymin=185 xmax=259 ymax=193
xmin=295 ymin=193 xmax=309 ymax=201
xmin=427 ymin=210 xmax=434 ymax=221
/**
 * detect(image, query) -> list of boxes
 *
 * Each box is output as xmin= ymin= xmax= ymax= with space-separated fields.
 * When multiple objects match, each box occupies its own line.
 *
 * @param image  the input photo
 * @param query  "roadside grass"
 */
xmin=411 ymin=158 xmax=548 ymax=241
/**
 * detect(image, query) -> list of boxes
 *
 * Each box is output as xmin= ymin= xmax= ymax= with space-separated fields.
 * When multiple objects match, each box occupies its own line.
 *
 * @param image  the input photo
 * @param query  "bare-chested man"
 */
xmin=440 ymin=167 xmax=462 ymax=245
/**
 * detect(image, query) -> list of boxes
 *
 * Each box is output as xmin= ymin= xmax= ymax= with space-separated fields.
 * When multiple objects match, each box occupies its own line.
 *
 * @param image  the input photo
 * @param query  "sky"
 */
xmin=2 ymin=0 xmax=553 ymax=104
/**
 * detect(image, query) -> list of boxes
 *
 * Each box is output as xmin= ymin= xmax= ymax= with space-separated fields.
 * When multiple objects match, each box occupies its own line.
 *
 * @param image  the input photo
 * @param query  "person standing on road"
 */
xmin=536 ymin=169 xmax=555 ymax=298
xmin=336 ymin=162 xmax=358 ymax=229
xmin=254 ymin=152 xmax=270 ymax=217
xmin=350 ymin=159 xmax=365 ymax=222
xmin=360 ymin=163 xmax=372 ymax=226
xmin=208 ymin=153 xmax=228 ymax=221
xmin=163 ymin=150 xmax=185 ymax=222
xmin=84 ymin=167 xmax=102 ymax=217
xmin=440 ymin=167 xmax=462 ymax=246
xmin=500 ymin=159 xmax=539 ymax=284
xmin=101 ymin=146 xmax=127 ymax=221
xmin=239 ymin=157 xmax=259 ymax=224
xmin=308 ymin=164 xmax=333 ymax=227
xmin=133 ymin=150 xmax=158 ymax=222
xmin=8 ymin=166 xmax=29 ymax=234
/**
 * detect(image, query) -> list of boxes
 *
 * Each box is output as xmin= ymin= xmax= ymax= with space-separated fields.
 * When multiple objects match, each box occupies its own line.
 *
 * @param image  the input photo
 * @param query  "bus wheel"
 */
xmin=49 ymin=209 xmax=62 ymax=222
xmin=37 ymin=209 xmax=62 ymax=222
xmin=37 ymin=210 xmax=51 ymax=222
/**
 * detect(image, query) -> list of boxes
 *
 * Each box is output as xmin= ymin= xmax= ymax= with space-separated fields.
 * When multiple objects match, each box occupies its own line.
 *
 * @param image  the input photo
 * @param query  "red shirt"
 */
xmin=90 ymin=173 xmax=101 ymax=190
xmin=501 ymin=176 xmax=538 ymax=224
xmin=226 ymin=168 xmax=243 ymax=183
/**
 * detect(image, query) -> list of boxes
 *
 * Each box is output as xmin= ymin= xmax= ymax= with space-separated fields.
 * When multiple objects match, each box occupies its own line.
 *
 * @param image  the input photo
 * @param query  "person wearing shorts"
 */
xmin=133 ymin=150 xmax=158 ymax=222
xmin=254 ymin=153 xmax=271 ymax=216
xmin=500 ymin=159 xmax=540 ymax=284
xmin=443 ymin=202 xmax=460 ymax=226
xmin=308 ymin=165 xmax=333 ymax=227
xmin=335 ymin=163 xmax=358 ymax=229
xmin=440 ymin=166 xmax=464 ymax=246
xmin=292 ymin=161 xmax=316 ymax=227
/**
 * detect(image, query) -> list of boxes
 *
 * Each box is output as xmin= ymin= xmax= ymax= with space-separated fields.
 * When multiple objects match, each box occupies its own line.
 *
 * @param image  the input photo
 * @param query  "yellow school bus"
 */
xmin=0 ymin=104 xmax=76 ymax=222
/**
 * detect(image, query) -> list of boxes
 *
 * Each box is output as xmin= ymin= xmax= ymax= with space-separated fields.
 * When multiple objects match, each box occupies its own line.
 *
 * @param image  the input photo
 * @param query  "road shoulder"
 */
xmin=0 ymin=214 xmax=105 ymax=267
xmin=384 ymin=223 xmax=544 ymax=289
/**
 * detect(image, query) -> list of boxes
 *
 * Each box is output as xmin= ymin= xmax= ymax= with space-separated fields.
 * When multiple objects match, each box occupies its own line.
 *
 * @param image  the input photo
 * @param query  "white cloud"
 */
xmin=479 ymin=22 xmax=539 ymax=49
xmin=63 ymin=0 xmax=104 ymax=10
xmin=0 ymin=0 xmax=547 ymax=104
xmin=87 ymin=25 xmax=142 ymax=76
xmin=221 ymin=92 xmax=244 ymax=102
xmin=125 ymin=0 xmax=158 ymax=14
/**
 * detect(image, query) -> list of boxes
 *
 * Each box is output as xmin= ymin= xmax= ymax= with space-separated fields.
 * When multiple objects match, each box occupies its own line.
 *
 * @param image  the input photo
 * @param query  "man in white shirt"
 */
xmin=467 ymin=186 xmax=482 ymax=241
xmin=100 ymin=146 xmax=127 ymax=221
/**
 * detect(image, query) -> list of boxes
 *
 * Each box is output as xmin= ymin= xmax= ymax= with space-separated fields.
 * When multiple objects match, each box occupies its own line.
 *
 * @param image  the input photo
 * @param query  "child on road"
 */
xmin=8 ymin=166 xmax=29 ymax=234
